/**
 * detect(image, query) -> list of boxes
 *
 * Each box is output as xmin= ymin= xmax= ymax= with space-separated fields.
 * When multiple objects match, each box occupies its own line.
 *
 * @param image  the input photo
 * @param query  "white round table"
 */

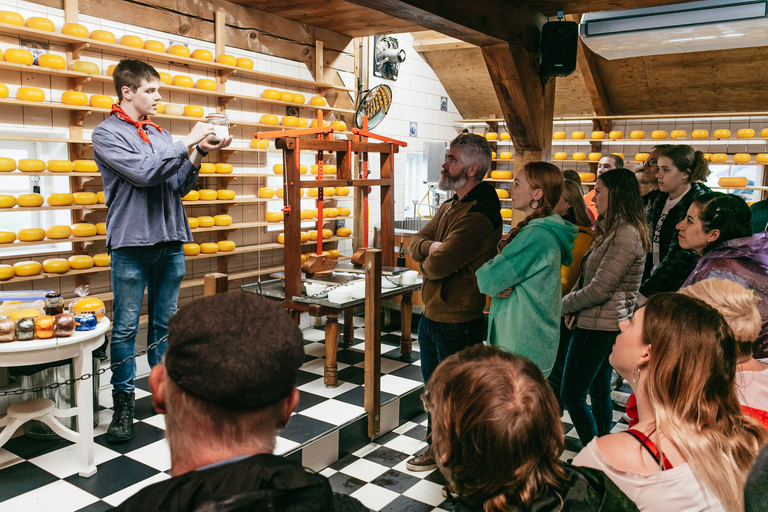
xmin=0 ymin=318 xmax=110 ymax=477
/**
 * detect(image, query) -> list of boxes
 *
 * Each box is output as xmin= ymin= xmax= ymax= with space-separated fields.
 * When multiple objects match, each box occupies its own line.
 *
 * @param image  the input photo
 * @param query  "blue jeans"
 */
xmin=419 ymin=315 xmax=486 ymax=443
xmin=110 ymin=244 xmax=186 ymax=395
xmin=561 ymin=327 xmax=619 ymax=445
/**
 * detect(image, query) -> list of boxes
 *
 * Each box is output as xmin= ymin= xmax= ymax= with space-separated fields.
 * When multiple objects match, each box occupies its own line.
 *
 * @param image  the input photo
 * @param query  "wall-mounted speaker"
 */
xmin=540 ymin=21 xmax=578 ymax=78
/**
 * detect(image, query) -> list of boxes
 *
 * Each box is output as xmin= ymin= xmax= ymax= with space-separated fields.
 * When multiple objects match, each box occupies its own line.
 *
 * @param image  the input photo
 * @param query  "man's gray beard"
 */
xmin=437 ymin=172 xmax=468 ymax=192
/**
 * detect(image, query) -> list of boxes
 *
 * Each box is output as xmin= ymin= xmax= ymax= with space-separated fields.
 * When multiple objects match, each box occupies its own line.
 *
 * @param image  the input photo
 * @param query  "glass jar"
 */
xmin=206 ymin=113 xmax=229 ymax=143
xmin=44 ymin=292 xmax=63 ymax=316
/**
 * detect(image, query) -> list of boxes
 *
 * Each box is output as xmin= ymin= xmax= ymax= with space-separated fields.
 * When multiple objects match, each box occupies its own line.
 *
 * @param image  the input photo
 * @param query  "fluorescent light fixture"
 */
xmin=580 ymin=0 xmax=768 ymax=59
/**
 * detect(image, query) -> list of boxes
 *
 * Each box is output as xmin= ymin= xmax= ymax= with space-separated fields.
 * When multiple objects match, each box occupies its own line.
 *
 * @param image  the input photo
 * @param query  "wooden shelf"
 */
xmin=552 ymin=138 xmax=768 ymax=143
xmin=457 ymin=113 xmax=768 ymax=123
xmin=0 ymin=60 xmax=84 ymax=78
xmin=1 ymin=265 xmax=111 ymax=284
xmin=0 ymin=97 xmax=104 ymax=112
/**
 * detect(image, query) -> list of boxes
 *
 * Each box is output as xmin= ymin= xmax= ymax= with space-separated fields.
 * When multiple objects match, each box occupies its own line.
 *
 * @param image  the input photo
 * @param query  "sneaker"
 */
xmin=107 ymin=391 xmax=134 ymax=444
xmin=406 ymin=448 xmax=437 ymax=472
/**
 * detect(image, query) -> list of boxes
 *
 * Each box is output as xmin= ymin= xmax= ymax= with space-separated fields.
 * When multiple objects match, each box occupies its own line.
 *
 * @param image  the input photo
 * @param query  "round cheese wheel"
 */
xmin=299 ymin=164 xmax=308 ymax=174
xmin=670 ymin=130 xmax=687 ymax=139
xmin=213 ymin=214 xmax=232 ymax=226
xmin=635 ymin=153 xmax=649 ymax=162
xmin=323 ymin=187 xmax=335 ymax=196
xmin=0 ymin=264 xmax=13 ymax=280
xmin=183 ymin=243 xmax=200 ymax=256
xmin=191 ymin=49 xmax=213 ymax=61
xmin=630 ymin=131 xmax=645 ymax=139
xmin=198 ymin=189 xmax=217 ymax=201
xmin=265 ymin=212 xmax=283 ymax=222
xmin=734 ymin=153 xmax=751 ymax=163
xmin=62 ymin=23 xmax=88 ymax=37
xmin=4 ymin=49 xmax=34 ymax=66
xmin=216 ymin=54 xmax=237 ymax=66
xmin=553 ymin=152 xmax=567 ymax=161
xmin=711 ymin=153 xmax=728 ymax=162
xmin=324 ymin=229 xmax=333 ymax=238
xmin=702 ymin=154 xmax=712 ymax=161
xmin=13 ymin=261 xmax=42 ymax=276
xmin=197 ymin=216 xmax=215 ymax=227
xmin=337 ymin=227 xmax=352 ymax=237
xmin=200 ymin=243 xmax=218 ymax=254
xmin=237 ymin=58 xmax=253 ymax=69
xmin=280 ymin=92 xmax=295 ymax=102
xmin=258 ymin=188 xmax=275 ymax=198
xmin=490 ymin=170 xmax=513 ymax=179
xmin=107 ymin=65 xmax=117 ymax=76
xmin=572 ymin=131 xmax=586 ymax=139
xmin=293 ymin=94 xmax=305 ymax=104
xmin=47 ymin=160 xmax=73 ymax=172
xmin=281 ymin=116 xmax=298 ymax=126
xmin=89 ymin=95 xmax=113 ymax=108
xmin=261 ymin=114 xmax=279 ymax=125
xmin=500 ymin=132 xmax=510 ymax=141
xmin=182 ymin=190 xmax=199 ymax=201
xmin=62 ymin=91 xmax=88 ymax=105
xmin=72 ymin=223 xmax=97 ymax=236
xmin=93 ymin=253 xmax=110 ymax=266
xmin=0 ymin=231 xmax=16 ymax=243
xmin=302 ymin=209 xmax=316 ymax=219
xmin=120 ymin=35 xmax=143 ymax=48
xmin=172 ymin=75 xmax=193 ymax=87
xmin=311 ymin=120 xmax=328 ymax=128
xmin=499 ymin=152 xmax=513 ymax=160
xmin=168 ymin=45 xmax=191 ymax=57
xmin=46 ymin=225 xmax=72 ymax=239
xmin=38 ymin=54 xmax=66 ymax=69
xmin=187 ymin=217 xmax=199 ymax=229
xmin=335 ymin=187 xmax=350 ymax=196
xmin=306 ymin=188 xmax=318 ymax=197
xmin=73 ymin=160 xmax=98 ymax=172
xmin=737 ymin=129 xmax=755 ymax=138
xmin=761 ymin=129 xmax=768 ymax=138
xmin=0 ymin=157 xmax=16 ymax=171
xmin=215 ymin=163 xmax=233 ymax=174
xmin=251 ymin=139 xmax=269 ymax=149
xmin=195 ymin=79 xmax=216 ymax=91
xmin=96 ymin=222 xmax=107 ymax=235
xmin=331 ymin=121 xmax=347 ymax=131
xmin=500 ymin=208 xmax=512 ymax=218
xmin=578 ymin=172 xmax=596 ymax=183
xmin=217 ymin=190 xmax=235 ymax=200
xmin=495 ymin=189 xmax=509 ymax=199
xmin=8 ymin=309 xmax=42 ymax=319
xmin=17 ymin=87 xmax=45 ymax=102
xmin=338 ymin=206 xmax=351 ymax=216
xmin=608 ymin=131 xmax=624 ymax=140
xmin=310 ymin=96 xmax=327 ymax=107
xmin=68 ymin=255 xmax=94 ymax=269
xmin=200 ymin=163 xmax=216 ymax=174
xmin=217 ymin=240 xmax=235 ymax=251
xmin=277 ymin=233 xmax=285 ymax=244
xmin=183 ymin=105 xmax=204 ymax=117
xmin=588 ymin=152 xmax=602 ymax=161
xmin=591 ymin=131 xmax=605 ymax=139
xmin=299 ymin=232 xmax=310 ymax=242
xmin=756 ymin=154 xmax=768 ymax=163
xmin=691 ymin=130 xmax=709 ymax=139
xmin=26 ymin=17 xmax=54 ymax=31
xmin=0 ymin=11 xmax=24 ymax=26
xmin=162 ymin=103 xmax=183 ymax=116
xmin=96 ymin=191 xmax=106 ymax=203
xmin=143 ymin=40 xmax=165 ymax=52
xmin=552 ymin=132 xmax=566 ymax=140
xmin=273 ymin=164 xmax=284 ymax=174
xmin=42 ymin=258 xmax=70 ymax=273
xmin=276 ymin=188 xmax=284 ymax=198
xmin=73 ymin=192 xmax=98 ymax=205
xmin=262 ymin=89 xmax=280 ymax=100
xmin=18 ymin=227 xmax=45 ymax=241
xmin=90 ymin=30 xmax=116 ymax=43
xmin=156 ymin=72 xmax=172 ymax=85
xmin=713 ymin=129 xmax=731 ymax=139
xmin=718 ymin=176 xmax=749 ymax=187
xmin=17 ymin=193 xmax=44 ymax=206
xmin=0 ymin=194 xmax=16 ymax=208
xmin=324 ymin=208 xmax=339 ymax=217
xmin=572 ymin=152 xmax=587 ymax=161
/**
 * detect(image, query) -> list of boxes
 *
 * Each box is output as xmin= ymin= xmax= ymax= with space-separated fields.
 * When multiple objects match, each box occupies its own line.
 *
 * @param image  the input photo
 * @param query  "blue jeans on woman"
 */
xmin=110 ymin=244 xmax=186 ymax=395
xmin=561 ymin=327 xmax=619 ymax=445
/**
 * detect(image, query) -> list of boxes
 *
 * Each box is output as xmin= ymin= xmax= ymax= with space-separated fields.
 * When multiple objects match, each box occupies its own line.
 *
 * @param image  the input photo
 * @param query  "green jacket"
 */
xmin=476 ymin=215 xmax=577 ymax=377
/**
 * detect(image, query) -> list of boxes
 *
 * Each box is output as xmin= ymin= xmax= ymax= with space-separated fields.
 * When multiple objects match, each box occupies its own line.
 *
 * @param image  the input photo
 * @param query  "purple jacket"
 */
xmin=683 ymin=232 xmax=768 ymax=358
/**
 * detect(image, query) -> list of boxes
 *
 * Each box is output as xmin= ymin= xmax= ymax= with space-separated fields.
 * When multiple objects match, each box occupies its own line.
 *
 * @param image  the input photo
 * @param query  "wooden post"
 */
xmin=324 ymin=313 xmax=340 ymax=386
xmin=380 ymin=148 xmax=395 ymax=267
xmin=400 ymin=291 xmax=413 ymax=356
xmin=315 ymin=40 xmax=324 ymax=84
xmin=282 ymin=139 xmax=303 ymax=305
xmin=64 ymin=0 xmax=78 ymax=24
xmin=204 ymin=273 xmax=228 ymax=296
xmin=364 ymin=248 xmax=382 ymax=438
xmin=343 ymin=307 xmax=355 ymax=345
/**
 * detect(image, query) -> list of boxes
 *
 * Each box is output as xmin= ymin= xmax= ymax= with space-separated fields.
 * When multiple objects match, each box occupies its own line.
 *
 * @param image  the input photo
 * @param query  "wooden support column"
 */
xmin=281 ymin=139 xmax=303 ymax=307
xmin=364 ymin=248 xmax=382 ymax=438
xmin=399 ymin=292 xmax=413 ymax=356
xmin=204 ymin=273 xmax=228 ymax=296
xmin=64 ymin=0 xmax=78 ymax=23
xmin=315 ymin=40 xmax=324 ymax=84
xmin=379 ymin=149 xmax=395 ymax=267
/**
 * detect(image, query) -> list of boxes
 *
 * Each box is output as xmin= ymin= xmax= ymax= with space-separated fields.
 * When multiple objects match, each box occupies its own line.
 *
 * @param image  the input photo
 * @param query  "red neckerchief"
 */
xmin=111 ymin=104 xmax=163 ymax=143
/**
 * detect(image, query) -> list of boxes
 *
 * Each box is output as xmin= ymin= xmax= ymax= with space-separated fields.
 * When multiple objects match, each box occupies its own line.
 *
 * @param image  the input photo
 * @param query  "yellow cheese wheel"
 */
xmin=262 ymin=89 xmax=280 ymax=100
xmin=38 ymin=54 xmax=66 ymax=70
xmin=200 ymin=163 xmax=216 ymax=174
xmin=18 ymin=227 xmax=45 ymax=241
xmin=310 ymin=96 xmax=327 ymax=107
xmin=42 ymin=258 xmax=70 ymax=273
xmin=761 ymin=129 xmax=768 ymax=138
xmin=737 ymin=129 xmax=755 ymax=138
xmin=331 ymin=121 xmax=347 ymax=131
xmin=692 ymin=130 xmax=709 ymax=139
xmin=280 ymin=92 xmax=295 ymax=102
xmin=216 ymin=54 xmax=237 ymax=66
xmin=168 ymin=45 xmax=191 ymax=58
xmin=608 ymin=131 xmax=624 ymax=140
xmin=756 ymin=154 xmax=768 ymax=163
xmin=0 ymin=157 xmax=16 ymax=171
xmin=299 ymin=232 xmax=309 ymax=242
xmin=197 ymin=216 xmax=215 ymax=227
xmin=251 ymin=139 xmax=269 ymax=149
xmin=89 ymin=95 xmax=113 ymax=108
xmin=162 ymin=103 xmax=183 ymax=116
xmin=188 ymin=217 xmax=199 ymax=229
xmin=96 ymin=222 xmax=107 ymax=235
xmin=213 ymin=214 xmax=232 ymax=226
xmin=572 ymin=131 xmax=586 ymax=139
xmin=3 ymin=48 xmax=33 ymax=65
xmin=500 ymin=132 xmax=510 ymax=141
xmin=338 ymin=206 xmax=351 ymax=216
xmin=265 ymin=212 xmax=283 ymax=222
xmin=172 ymin=75 xmax=193 ymax=88
xmin=311 ymin=120 xmax=328 ymax=128
xmin=143 ymin=40 xmax=166 ymax=52
xmin=17 ymin=87 xmax=45 ymax=102
xmin=276 ymin=188 xmax=284 ymax=198
xmin=734 ymin=153 xmax=751 ymax=163
xmin=612 ymin=152 xmax=624 ymax=161
xmin=335 ymin=187 xmax=350 ymax=196
xmin=13 ymin=261 xmax=42 ymax=276
xmin=500 ymin=208 xmax=512 ymax=218
xmin=0 ymin=194 xmax=16 ymax=208
xmin=553 ymin=152 xmax=567 ymax=161
xmin=73 ymin=192 xmax=98 ymax=205
xmin=324 ymin=229 xmax=333 ymax=238
xmin=273 ymin=164 xmax=284 ymax=174
xmin=96 ymin=191 xmax=106 ymax=204
xmin=72 ymin=223 xmax=97 ymax=236
xmin=495 ymin=189 xmax=509 ymax=199
xmin=45 ymin=225 xmax=72 ymax=239
xmin=0 ymin=11 xmax=24 ymax=26
xmin=26 ymin=16 xmax=54 ymax=31
xmin=261 ymin=114 xmax=279 ymax=125
xmin=323 ymin=187 xmax=335 ymax=196
xmin=337 ymin=227 xmax=352 ymax=237
xmin=499 ymin=152 xmax=513 ymax=160
xmin=306 ymin=188 xmax=318 ymax=197
xmin=713 ymin=129 xmax=731 ymax=139
xmin=183 ymin=243 xmax=200 ymax=256
xmin=670 ymin=130 xmax=687 ymax=139
xmin=73 ymin=160 xmax=98 ymax=173
xmin=191 ymin=49 xmax=213 ymax=61
xmin=8 ymin=309 xmax=42 ymax=320
xmin=711 ymin=153 xmax=728 ymax=163
xmin=702 ymin=153 xmax=712 ymax=162
xmin=182 ymin=190 xmax=199 ymax=201
xmin=553 ymin=132 xmax=566 ymax=140
xmin=47 ymin=160 xmax=73 ymax=172
xmin=293 ymin=94 xmax=305 ymax=104
xmin=68 ymin=255 xmax=94 ymax=269
xmin=324 ymin=208 xmax=339 ymax=218
xmin=90 ymin=30 xmax=116 ymax=43
xmin=0 ymin=83 xmax=7 ymax=96
xmin=62 ymin=91 xmax=88 ymax=105
xmin=0 ymin=231 xmax=15 ymax=243
xmin=0 ymin=264 xmax=13 ymax=280
xmin=277 ymin=233 xmax=285 ymax=244
xmin=578 ymin=172 xmax=596 ymax=183
xmin=635 ymin=153 xmax=649 ymax=162
xmin=199 ymin=243 xmax=218 ymax=254
xmin=588 ymin=152 xmax=602 ymax=161
xmin=237 ymin=58 xmax=253 ymax=69
xmin=591 ymin=131 xmax=605 ymax=139
xmin=195 ymin=79 xmax=216 ymax=91
xmin=490 ymin=170 xmax=513 ymax=179
xmin=119 ymin=35 xmax=143 ymax=48
xmin=630 ymin=131 xmax=645 ymax=139
xmin=107 ymin=65 xmax=117 ymax=76
xmin=572 ymin=152 xmax=587 ymax=161
xmin=281 ymin=116 xmax=298 ymax=127
xmin=198 ymin=189 xmax=217 ymax=201
xmin=62 ymin=23 xmax=88 ymax=37
xmin=718 ymin=176 xmax=748 ymax=187
xmin=302 ymin=209 xmax=316 ymax=219
xmin=217 ymin=190 xmax=235 ymax=200
xmin=183 ymin=105 xmax=204 ymax=117
xmin=258 ymin=188 xmax=275 ymax=198
xmin=93 ymin=253 xmax=110 ymax=266
xmin=17 ymin=193 xmax=44 ymax=206
xmin=299 ymin=164 xmax=308 ymax=174
xmin=217 ymin=240 xmax=235 ymax=251
xmin=215 ymin=163 xmax=233 ymax=174
xmin=648 ymin=130 xmax=666 ymax=139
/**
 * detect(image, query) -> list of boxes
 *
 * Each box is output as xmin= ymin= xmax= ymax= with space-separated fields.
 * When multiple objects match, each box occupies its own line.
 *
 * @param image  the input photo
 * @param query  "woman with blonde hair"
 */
xmin=574 ymin=293 xmax=767 ymax=511
xmin=425 ymin=344 xmax=639 ymax=512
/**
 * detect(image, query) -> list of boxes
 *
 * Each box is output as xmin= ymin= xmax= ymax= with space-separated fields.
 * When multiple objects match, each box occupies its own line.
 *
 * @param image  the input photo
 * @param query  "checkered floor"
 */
xmin=0 ymin=315 xmax=631 ymax=511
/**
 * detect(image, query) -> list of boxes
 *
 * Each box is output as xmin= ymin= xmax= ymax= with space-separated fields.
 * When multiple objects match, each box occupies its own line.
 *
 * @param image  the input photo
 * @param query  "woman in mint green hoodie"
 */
xmin=476 ymin=162 xmax=578 ymax=378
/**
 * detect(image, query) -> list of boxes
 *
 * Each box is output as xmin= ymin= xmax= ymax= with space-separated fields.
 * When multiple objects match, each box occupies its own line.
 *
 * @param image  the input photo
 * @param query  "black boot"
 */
xmin=107 ymin=391 xmax=135 ymax=444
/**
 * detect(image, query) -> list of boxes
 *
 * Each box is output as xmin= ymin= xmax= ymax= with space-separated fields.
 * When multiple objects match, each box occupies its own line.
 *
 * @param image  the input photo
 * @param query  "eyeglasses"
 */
xmin=643 ymin=159 xmax=658 ymax=167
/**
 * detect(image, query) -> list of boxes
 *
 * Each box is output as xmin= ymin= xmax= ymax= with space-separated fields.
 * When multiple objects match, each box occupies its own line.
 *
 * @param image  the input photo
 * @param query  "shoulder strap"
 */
xmin=625 ymin=429 xmax=673 ymax=470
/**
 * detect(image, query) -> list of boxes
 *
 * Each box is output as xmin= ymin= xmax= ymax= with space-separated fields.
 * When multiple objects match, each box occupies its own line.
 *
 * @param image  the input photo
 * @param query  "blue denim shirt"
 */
xmin=92 ymin=115 xmax=199 ymax=249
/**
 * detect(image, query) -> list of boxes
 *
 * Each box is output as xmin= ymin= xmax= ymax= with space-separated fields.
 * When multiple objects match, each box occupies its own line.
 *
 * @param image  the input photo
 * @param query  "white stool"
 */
xmin=0 ymin=398 xmax=82 ymax=448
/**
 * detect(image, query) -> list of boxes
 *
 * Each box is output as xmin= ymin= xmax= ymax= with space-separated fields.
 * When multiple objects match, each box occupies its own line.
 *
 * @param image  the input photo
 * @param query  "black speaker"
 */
xmin=540 ymin=21 xmax=578 ymax=78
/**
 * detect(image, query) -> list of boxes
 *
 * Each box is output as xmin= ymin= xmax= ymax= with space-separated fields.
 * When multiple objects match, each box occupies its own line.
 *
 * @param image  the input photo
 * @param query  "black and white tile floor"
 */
xmin=0 ymin=315 xmax=630 ymax=511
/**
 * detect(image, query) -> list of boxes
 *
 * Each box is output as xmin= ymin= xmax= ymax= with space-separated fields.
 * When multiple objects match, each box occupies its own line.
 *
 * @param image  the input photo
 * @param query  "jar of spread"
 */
xmin=206 ymin=113 xmax=229 ymax=143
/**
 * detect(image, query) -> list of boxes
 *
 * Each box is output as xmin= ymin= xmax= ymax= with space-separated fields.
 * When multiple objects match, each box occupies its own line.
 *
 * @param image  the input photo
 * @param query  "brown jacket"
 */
xmin=408 ymin=182 xmax=502 ymax=323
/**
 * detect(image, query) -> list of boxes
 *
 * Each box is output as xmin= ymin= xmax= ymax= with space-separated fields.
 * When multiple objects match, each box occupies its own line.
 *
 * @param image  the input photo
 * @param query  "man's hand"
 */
xmin=563 ymin=313 xmax=576 ymax=329
xmin=198 ymin=135 xmax=234 ymax=153
xmin=428 ymin=241 xmax=442 ymax=255
xmin=182 ymin=122 xmax=216 ymax=149
xmin=497 ymin=287 xmax=514 ymax=299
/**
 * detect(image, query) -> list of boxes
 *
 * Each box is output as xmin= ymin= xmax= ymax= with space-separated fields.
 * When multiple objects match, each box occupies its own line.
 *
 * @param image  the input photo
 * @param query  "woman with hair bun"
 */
xmin=425 ymin=344 xmax=639 ymax=512
xmin=678 ymin=192 xmax=768 ymax=357
xmin=639 ymin=145 xmax=710 ymax=301
xmin=476 ymin=162 xmax=578 ymax=377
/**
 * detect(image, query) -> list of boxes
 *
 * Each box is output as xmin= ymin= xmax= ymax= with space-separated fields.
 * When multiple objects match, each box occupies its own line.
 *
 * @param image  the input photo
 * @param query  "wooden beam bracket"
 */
xmin=67 ymin=42 xmax=90 ymax=61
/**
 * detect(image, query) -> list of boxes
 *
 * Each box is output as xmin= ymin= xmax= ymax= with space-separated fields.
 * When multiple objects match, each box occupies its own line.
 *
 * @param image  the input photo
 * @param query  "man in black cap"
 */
xmin=112 ymin=292 xmax=366 ymax=512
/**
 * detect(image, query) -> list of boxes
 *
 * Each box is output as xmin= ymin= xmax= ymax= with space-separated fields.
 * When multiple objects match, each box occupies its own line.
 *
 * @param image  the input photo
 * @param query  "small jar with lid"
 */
xmin=45 ymin=292 xmax=63 ymax=316
xmin=206 ymin=113 xmax=229 ymax=143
